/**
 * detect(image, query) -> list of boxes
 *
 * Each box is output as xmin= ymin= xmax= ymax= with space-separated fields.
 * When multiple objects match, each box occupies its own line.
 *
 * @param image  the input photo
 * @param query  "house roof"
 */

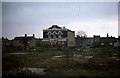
xmin=14 ymin=36 xmax=34 ymax=40
xmin=43 ymin=25 xmax=74 ymax=32
xmin=48 ymin=25 xmax=62 ymax=29
xmin=2 ymin=37 xmax=9 ymax=40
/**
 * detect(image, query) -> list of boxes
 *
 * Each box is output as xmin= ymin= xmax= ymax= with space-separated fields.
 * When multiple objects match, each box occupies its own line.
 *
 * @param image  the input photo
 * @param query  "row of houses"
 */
xmin=76 ymin=35 xmax=119 ymax=47
xmin=2 ymin=25 xmax=120 ymax=51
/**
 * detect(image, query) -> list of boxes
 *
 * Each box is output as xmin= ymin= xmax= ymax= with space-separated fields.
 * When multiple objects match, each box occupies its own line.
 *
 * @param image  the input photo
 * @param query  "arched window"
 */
xmin=58 ymin=31 xmax=63 ymax=35
xmin=47 ymin=31 xmax=52 ymax=35
xmin=53 ymin=31 xmax=58 ymax=35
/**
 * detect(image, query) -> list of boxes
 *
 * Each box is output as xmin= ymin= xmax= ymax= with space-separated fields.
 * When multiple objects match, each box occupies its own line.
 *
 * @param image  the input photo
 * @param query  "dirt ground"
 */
xmin=2 ymin=46 xmax=120 ymax=77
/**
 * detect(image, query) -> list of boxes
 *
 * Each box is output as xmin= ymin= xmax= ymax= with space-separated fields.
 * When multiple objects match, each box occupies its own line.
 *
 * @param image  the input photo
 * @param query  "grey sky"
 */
xmin=0 ymin=2 xmax=2 ymax=39
xmin=118 ymin=2 xmax=120 ymax=35
xmin=2 ymin=2 xmax=118 ymax=40
xmin=2 ymin=0 xmax=120 ymax=2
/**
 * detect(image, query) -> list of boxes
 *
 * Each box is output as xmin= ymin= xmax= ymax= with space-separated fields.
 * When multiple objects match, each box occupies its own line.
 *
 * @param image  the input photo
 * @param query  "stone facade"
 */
xmin=42 ymin=25 xmax=75 ymax=47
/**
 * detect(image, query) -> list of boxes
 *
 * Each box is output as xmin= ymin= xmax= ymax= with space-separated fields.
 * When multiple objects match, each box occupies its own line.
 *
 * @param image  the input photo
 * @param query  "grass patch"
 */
xmin=2 ymin=46 xmax=120 ymax=76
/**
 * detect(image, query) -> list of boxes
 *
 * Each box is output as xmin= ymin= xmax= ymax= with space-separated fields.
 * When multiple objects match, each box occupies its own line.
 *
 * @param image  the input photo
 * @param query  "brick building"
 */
xmin=42 ymin=25 xmax=75 ymax=47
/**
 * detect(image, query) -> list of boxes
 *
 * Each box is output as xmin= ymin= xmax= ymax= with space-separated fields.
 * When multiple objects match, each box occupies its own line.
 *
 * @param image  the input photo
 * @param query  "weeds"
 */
xmin=2 ymin=46 xmax=120 ymax=76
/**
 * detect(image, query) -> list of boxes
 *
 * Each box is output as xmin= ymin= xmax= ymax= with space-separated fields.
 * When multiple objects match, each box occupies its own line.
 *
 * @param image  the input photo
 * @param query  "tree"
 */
xmin=76 ymin=30 xmax=87 ymax=38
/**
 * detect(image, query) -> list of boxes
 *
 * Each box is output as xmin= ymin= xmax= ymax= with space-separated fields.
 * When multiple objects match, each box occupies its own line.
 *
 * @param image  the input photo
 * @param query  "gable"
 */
xmin=48 ymin=25 xmax=62 ymax=29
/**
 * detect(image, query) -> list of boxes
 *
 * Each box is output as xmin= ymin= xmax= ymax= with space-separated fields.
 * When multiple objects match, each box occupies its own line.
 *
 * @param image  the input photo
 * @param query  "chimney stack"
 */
xmin=33 ymin=34 xmax=35 ymax=37
xmin=25 ymin=34 xmax=27 ymax=37
xmin=107 ymin=33 xmax=109 ymax=38
xmin=63 ymin=26 xmax=65 ymax=29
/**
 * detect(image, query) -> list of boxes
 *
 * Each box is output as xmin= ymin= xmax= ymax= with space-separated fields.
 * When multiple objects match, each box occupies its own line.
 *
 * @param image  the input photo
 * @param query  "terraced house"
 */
xmin=42 ymin=25 xmax=75 ymax=47
xmin=75 ymin=34 xmax=119 ymax=47
xmin=13 ymin=34 xmax=36 ymax=50
xmin=2 ymin=25 xmax=120 ymax=49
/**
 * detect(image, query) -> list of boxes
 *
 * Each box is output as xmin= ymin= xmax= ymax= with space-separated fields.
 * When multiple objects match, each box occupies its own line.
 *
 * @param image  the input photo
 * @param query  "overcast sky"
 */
xmin=2 ymin=2 xmax=118 ymax=40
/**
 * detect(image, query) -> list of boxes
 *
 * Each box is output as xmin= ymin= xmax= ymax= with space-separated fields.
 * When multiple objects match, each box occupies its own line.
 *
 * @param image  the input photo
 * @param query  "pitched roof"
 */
xmin=14 ymin=36 xmax=34 ymax=40
xmin=44 ymin=25 xmax=74 ymax=33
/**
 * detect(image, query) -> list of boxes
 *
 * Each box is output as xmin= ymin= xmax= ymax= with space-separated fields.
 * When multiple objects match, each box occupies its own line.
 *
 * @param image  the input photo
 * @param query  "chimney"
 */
xmin=33 ymin=34 xmax=35 ymax=37
xmin=63 ymin=26 xmax=65 ymax=29
xmin=107 ymin=33 xmax=109 ymax=38
xmin=25 ymin=34 xmax=27 ymax=37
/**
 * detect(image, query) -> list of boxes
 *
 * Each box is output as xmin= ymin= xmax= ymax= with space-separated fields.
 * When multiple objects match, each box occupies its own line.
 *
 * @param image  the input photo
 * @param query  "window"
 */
xmin=109 ymin=43 xmax=113 ymax=45
xmin=47 ymin=31 xmax=52 ymax=35
xmin=53 ymin=35 xmax=56 ymax=38
xmin=51 ymin=35 xmax=53 ymax=38
xmin=53 ymin=31 xmax=58 ymax=35
xmin=58 ymin=35 xmax=62 ymax=38
xmin=48 ymin=35 xmax=51 ymax=38
xmin=58 ymin=31 xmax=63 ymax=35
